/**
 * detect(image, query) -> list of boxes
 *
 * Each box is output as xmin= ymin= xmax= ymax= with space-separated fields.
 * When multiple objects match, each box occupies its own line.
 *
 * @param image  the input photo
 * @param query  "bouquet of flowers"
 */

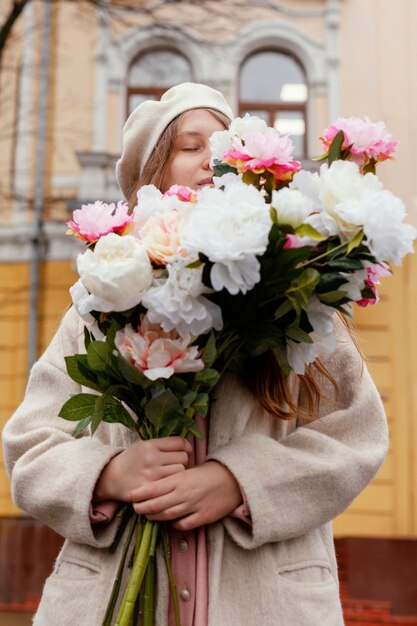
xmin=61 ymin=114 xmax=415 ymax=626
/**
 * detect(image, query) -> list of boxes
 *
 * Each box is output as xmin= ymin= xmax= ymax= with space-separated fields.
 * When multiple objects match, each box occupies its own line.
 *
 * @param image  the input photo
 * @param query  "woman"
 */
xmin=2 ymin=82 xmax=388 ymax=626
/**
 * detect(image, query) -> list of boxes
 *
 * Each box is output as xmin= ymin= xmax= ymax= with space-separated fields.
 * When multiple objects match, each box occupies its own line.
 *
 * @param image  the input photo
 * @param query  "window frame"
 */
xmin=238 ymin=48 xmax=308 ymax=158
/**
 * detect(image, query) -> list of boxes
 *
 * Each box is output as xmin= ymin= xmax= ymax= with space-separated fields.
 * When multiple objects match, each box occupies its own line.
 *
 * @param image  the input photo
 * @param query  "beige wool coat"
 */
xmin=2 ymin=307 xmax=388 ymax=626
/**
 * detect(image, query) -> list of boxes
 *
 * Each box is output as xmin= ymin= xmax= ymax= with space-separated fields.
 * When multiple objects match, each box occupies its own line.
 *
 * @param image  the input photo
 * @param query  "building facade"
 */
xmin=1 ymin=0 xmax=417 ymax=614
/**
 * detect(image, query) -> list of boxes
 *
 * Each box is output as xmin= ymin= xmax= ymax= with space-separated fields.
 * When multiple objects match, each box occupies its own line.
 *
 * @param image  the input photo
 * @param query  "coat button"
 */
xmin=178 ymin=539 xmax=189 ymax=553
xmin=180 ymin=588 xmax=191 ymax=602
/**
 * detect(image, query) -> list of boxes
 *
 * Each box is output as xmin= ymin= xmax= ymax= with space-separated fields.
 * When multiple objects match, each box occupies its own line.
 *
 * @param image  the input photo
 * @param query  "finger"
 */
xmin=128 ymin=475 xmax=177 ymax=502
xmin=156 ymin=437 xmax=193 ymax=454
xmin=172 ymin=511 xmax=204 ymax=531
xmin=158 ymin=451 xmax=190 ymax=467
xmin=133 ymin=493 xmax=187 ymax=517
xmin=156 ymin=464 xmax=187 ymax=479
xmin=145 ymin=504 xmax=191 ymax=522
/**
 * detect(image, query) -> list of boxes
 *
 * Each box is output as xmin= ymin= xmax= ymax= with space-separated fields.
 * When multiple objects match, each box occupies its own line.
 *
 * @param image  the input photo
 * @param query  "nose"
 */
xmin=202 ymin=146 xmax=212 ymax=170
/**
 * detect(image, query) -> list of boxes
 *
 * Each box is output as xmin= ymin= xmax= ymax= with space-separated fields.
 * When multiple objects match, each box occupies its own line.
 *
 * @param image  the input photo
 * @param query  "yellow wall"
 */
xmin=0 ymin=261 xmax=77 ymax=516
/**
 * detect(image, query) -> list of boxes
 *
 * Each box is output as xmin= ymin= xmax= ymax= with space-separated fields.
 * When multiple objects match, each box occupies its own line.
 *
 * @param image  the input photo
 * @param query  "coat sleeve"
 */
xmin=1 ymin=307 xmax=125 ymax=548
xmin=206 ymin=320 xmax=389 ymax=549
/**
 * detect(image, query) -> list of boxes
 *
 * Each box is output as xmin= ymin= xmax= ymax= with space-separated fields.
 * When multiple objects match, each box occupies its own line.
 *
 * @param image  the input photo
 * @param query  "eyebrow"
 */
xmin=176 ymin=131 xmax=203 ymax=138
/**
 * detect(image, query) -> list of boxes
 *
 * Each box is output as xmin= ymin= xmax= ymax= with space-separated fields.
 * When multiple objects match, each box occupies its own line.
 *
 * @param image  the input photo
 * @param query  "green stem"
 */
xmin=115 ymin=520 xmax=154 ymax=626
xmin=143 ymin=523 xmax=159 ymax=626
xmin=299 ymin=240 xmax=348 ymax=269
xmin=162 ymin=524 xmax=181 ymax=626
xmin=102 ymin=512 xmax=137 ymax=626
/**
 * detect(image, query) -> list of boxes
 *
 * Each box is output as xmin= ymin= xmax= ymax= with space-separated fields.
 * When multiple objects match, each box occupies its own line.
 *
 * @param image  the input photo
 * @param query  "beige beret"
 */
xmin=115 ymin=82 xmax=234 ymax=200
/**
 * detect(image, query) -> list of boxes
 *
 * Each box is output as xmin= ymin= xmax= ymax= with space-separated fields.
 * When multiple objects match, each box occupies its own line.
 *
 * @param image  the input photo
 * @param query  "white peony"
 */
xmin=76 ymin=233 xmax=153 ymax=313
xmin=339 ymin=269 xmax=368 ymax=301
xmin=229 ymin=113 xmax=268 ymax=137
xmin=271 ymin=187 xmax=314 ymax=229
xmin=287 ymin=298 xmax=337 ymax=374
xmin=292 ymin=161 xmax=382 ymax=239
xmin=141 ymin=262 xmax=223 ymax=338
xmin=210 ymin=129 xmax=234 ymax=165
xmin=182 ymin=178 xmax=271 ymax=294
xmin=360 ymin=191 xmax=416 ymax=264
xmin=69 ymin=279 xmax=105 ymax=339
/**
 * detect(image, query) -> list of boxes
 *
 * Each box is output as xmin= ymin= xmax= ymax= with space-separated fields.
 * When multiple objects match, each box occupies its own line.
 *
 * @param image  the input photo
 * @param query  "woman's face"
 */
xmin=163 ymin=109 xmax=226 ymax=191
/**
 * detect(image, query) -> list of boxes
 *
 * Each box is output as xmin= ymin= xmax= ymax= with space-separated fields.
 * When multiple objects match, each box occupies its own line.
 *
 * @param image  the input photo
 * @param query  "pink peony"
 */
xmin=224 ymin=128 xmax=301 ymax=183
xmin=283 ymin=234 xmax=305 ymax=249
xmin=163 ymin=185 xmax=198 ymax=202
xmin=320 ymin=117 xmax=398 ymax=170
xmin=357 ymin=263 xmax=391 ymax=307
xmin=67 ymin=201 xmax=133 ymax=244
xmin=115 ymin=318 xmax=204 ymax=381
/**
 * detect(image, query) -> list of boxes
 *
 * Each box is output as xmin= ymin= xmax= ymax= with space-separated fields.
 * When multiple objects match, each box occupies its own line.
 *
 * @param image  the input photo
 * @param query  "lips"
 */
xmin=198 ymin=178 xmax=214 ymax=186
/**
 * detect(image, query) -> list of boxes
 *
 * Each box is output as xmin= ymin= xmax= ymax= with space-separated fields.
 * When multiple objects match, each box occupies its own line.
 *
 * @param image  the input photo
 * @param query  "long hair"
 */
xmin=126 ymin=107 xmax=361 ymax=420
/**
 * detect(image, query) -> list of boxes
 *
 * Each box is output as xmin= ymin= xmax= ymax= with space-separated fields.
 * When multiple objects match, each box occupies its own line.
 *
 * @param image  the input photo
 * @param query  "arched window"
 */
xmin=127 ymin=48 xmax=193 ymax=115
xmin=239 ymin=50 xmax=308 ymax=158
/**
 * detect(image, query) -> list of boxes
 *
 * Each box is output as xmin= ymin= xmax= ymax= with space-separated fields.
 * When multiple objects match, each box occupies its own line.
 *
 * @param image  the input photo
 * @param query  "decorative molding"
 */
xmin=251 ymin=0 xmax=325 ymax=19
xmin=0 ymin=222 xmax=83 ymax=263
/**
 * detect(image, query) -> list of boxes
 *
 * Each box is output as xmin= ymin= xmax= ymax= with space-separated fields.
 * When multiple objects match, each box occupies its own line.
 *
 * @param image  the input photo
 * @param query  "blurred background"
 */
xmin=0 ymin=0 xmax=417 ymax=624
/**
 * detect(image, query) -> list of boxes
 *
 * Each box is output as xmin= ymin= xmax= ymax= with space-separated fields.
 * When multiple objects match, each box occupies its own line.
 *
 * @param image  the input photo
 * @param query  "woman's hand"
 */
xmin=93 ymin=437 xmax=192 ymax=502
xmin=128 ymin=460 xmax=242 ymax=531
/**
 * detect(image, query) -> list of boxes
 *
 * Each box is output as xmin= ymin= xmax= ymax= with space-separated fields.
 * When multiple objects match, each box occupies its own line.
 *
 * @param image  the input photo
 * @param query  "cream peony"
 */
xmin=76 ymin=233 xmax=153 ymax=313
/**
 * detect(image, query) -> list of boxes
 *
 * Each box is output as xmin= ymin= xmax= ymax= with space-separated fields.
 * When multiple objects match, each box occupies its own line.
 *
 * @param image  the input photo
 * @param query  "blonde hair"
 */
xmin=126 ymin=107 xmax=360 ymax=420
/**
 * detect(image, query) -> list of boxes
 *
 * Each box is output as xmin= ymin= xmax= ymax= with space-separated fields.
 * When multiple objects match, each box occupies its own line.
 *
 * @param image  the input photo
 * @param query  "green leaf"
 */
xmin=327 ymin=258 xmax=364 ymax=271
xmin=187 ymin=420 xmax=203 ymax=441
xmin=64 ymin=355 xmax=101 ymax=391
xmin=285 ymin=325 xmax=313 ymax=343
xmin=294 ymin=224 xmax=326 ymax=241
xmin=186 ymin=259 xmax=203 ymax=269
xmin=182 ymin=390 xmax=198 ymax=409
xmin=274 ymin=300 xmax=293 ymax=320
xmin=87 ymin=341 xmax=113 ymax=372
xmin=328 ymin=130 xmax=345 ymax=166
xmin=72 ymin=416 xmax=92 ymax=437
xmin=242 ymin=170 xmax=260 ymax=186
xmin=83 ymin=326 xmax=92 ymax=350
xmin=271 ymin=345 xmax=291 ymax=376
xmin=102 ymin=398 xmax=137 ymax=431
xmin=270 ymin=206 xmax=278 ymax=224
xmin=116 ymin=353 xmax=150 ymax=388
xmin=91 ymin=393 xmax=107 ymax=434
xmin=316 ymin=273 xmax=348 ymax=294
xmin=318 ymin=290 xmax=348 ymax=304
xmin=347 ymin=230 xmax=364 ymax=254
xmin=212 ymin=161 xmax=238 ymax=177
xmin=195 ymin=368 xmax=220 ymax=388
xmin=59 ymin=393 xmax=98 ymax=422
xmin=202 ymin=332 xmax=217 ymax=368
xmin=193 ymin=393 xmax=209 ymax=417
xmin=169 ymin=376 xmax=188 ymax=396
xmin=286 ymin=268 xmax=321 ymax=316
xmin=362 ymin=158 xmax=376 ymax=174
xmin=145 ymin=389 xmax=181 ymax=433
